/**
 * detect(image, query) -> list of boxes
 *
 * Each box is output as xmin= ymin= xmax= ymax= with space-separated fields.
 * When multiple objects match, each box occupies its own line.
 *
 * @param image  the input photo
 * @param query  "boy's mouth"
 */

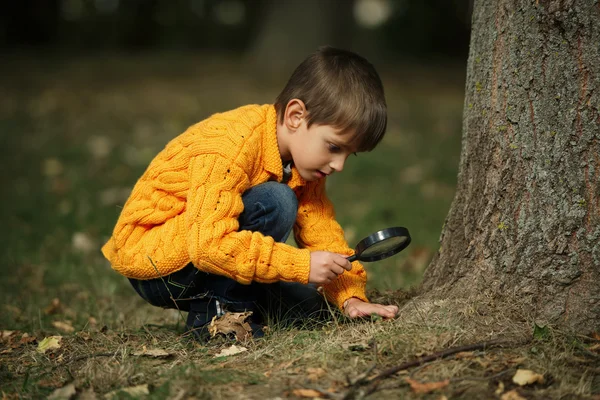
xmin=316 ymin=170 xmax=329 ymax=178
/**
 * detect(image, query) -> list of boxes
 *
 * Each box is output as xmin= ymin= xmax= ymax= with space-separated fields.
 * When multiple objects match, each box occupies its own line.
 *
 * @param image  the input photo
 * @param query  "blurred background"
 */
xmin=1 ymin=0 xmax=471 ymax=327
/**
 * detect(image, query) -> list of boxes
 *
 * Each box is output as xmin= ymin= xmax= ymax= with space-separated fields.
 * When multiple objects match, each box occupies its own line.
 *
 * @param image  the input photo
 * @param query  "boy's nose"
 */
xmin=330 ymin=157 xmax=345 ymax=172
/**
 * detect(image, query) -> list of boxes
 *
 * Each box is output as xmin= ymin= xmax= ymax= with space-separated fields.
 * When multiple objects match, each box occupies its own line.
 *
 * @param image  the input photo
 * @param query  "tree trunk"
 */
xmin=421 ymin=0 xmax=600 ymax=332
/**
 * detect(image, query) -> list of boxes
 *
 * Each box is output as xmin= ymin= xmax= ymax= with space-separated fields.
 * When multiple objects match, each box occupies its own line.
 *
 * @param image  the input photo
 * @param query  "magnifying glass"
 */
xmin=346 ymin=226 xmax=411 ymax=263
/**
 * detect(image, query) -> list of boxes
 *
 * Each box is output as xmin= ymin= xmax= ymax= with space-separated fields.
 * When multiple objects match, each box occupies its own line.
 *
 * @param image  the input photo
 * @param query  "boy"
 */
xmin=102 ymin=46 xmax=399 ymax=340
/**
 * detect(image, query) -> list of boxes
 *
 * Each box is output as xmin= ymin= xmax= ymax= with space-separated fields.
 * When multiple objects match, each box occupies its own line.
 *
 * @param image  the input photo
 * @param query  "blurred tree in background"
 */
xmin=1 ymin=0 xmax=472 ymax=62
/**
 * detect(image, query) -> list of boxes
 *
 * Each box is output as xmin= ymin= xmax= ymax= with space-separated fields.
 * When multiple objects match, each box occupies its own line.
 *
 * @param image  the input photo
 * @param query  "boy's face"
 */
xmin=288 ymin=121 xmax=357 ymax=182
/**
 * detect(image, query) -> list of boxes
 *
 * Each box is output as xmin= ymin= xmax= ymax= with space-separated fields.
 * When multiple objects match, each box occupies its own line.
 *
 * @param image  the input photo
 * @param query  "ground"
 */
xmin=0 ymin=52 xmax=598 ymax=399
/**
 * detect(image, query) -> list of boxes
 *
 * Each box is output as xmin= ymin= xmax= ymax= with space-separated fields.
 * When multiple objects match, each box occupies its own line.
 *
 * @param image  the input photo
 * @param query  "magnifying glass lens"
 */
xmin=361 ymin=236 xmax=408 ymax=258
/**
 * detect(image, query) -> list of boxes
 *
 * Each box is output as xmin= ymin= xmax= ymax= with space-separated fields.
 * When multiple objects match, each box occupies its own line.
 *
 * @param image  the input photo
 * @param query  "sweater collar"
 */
xmin=263 ymin=105 xmax=307 ymax=189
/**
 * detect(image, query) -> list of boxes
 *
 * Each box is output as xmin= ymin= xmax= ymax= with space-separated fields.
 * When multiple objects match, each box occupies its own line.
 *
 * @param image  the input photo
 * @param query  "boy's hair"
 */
xmin=275 ymin=46 xmax=387 ymax=152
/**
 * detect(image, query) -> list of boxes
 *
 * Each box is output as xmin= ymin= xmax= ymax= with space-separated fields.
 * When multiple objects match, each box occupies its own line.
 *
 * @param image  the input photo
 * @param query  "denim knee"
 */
xmin=239 ymin=182 xmax=298 ymax=242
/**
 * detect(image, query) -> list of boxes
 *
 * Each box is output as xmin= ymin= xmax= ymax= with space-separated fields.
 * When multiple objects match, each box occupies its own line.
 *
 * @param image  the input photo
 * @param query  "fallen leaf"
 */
xmin=306 ymin=367 xmax=326 ymax=382
xmin=1 ymin=330 xmax=16 ymax=343
xmin=495 ymin=381 xmax=505 ymax=396
xmin=48 ymin=383 xmax=76 ymax=400
xmin=72 ymin=232 xmax=96 ymax=254
xmin=52 ymin=321 xmax=75 ymax=333
xmin=77 ymin=331 xmax=92 ymax=341
xmin=292 ymin=388 xmax=327 ymax=398
xmin=37 ymin=336 xmax=62 ymax=354
xmin=592 ymin=332 xmax=600 ymax=341
xmin=214 ymin=344 xmax=247 ymax=358
xmin=132 ymin=348 xmax=172 ymax=358
xmin=44 ymin=298 xmax=62 ymax=315
xmin=104 ymin=384 xmax=149 ymax=399
xmin=501 ymin=389 xmax=527 ymax=400
xmin=404 ymin=377 xmax=450 ymax=394
xmin=209 ymin=311 xmax=253 ymax=341
xmin=512 ymin=369 xmax=545 ymax=386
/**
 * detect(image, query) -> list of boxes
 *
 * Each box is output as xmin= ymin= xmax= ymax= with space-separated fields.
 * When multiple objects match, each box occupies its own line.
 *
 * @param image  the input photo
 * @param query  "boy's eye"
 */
xmin=328 ymin=143 xmax=341 ymax=153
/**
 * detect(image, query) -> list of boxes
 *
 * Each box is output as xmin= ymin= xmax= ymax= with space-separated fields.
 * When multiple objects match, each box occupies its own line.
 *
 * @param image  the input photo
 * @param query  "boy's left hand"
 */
xmin=343 ymin=297 xmax=398 ymax=319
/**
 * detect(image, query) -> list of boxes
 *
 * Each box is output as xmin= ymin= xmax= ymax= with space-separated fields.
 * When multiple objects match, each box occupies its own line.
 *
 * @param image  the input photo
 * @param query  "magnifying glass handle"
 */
xmin=346 ymin=254 xmax=358 ymax=263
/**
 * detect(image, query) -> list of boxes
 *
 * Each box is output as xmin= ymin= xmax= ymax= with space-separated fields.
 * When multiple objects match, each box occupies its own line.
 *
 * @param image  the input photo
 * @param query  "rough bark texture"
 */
xmin=422 ymin=0 xmax=600 ymax=332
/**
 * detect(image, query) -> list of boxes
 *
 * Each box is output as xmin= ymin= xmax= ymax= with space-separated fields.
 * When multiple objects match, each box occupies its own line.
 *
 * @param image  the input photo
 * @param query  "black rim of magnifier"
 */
xmin=347 ymin=226 xmax=411 ymax=262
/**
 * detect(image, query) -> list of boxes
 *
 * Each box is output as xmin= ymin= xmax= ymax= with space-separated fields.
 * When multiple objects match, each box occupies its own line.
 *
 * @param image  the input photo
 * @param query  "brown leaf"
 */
xmin=292 ymin=388 xmax=327 ymax=398
xmin=512 ymin=369 xmax=545 ymax=386
xmin=44 ymin=298 xmax=62 ymax=315
xmin=208 ymin=311 xmax=253 ymax=341
xmin=501 ymin=389 xmax=527 ymax=400
xmin=132 ymin=348 xmax=172 ymax=358
xmin=214 ymin=345 xmax=247 ymax=358
xmin=52 ymin=321 xmax=75 ymax=333
xmin=404 ymin=377 xmax=450 ymax=394
xmin=306 ymin=367 xmax=326 ymax=382
xmin=48 ymin=383 xmax=76 ymax=400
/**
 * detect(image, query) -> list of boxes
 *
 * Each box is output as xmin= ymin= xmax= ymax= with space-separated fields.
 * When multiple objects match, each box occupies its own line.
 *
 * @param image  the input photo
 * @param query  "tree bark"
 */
xmin=421 ymin=0 xmax=600 ymax=332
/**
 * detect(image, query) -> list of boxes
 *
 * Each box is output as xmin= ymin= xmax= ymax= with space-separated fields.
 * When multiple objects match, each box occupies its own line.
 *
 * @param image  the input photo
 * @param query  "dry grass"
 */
xmin=2 ymin=288 xmax=598 ymax=399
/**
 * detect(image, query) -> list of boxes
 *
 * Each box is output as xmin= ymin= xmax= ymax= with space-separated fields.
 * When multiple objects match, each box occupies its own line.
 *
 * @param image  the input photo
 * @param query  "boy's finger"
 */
xmin=334 ymin=254 xmax=353 ymax=270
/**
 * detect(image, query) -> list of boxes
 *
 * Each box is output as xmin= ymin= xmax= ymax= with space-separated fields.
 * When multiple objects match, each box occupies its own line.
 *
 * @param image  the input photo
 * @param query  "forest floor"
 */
xmin=1 ymin=52 xmax=598 ymax=399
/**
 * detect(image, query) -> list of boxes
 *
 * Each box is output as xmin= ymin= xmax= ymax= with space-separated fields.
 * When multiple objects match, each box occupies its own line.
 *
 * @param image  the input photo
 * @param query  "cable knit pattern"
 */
xmin=101 ymin=104 xmax=368 ymax=309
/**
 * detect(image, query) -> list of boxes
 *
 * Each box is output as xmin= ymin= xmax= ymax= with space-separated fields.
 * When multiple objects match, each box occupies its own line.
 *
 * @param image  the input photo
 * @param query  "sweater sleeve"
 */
xmin=186 ymin=153 xmax=311 ymax=284
xmin=294 ymin=178 xmax=369 ymax=309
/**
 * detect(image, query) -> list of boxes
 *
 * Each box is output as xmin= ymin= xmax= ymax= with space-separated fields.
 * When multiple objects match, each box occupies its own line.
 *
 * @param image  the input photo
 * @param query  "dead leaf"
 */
xmin=306 ymin=367 xmax=326 ymax=382
xmin=592 ymin=332 xmax=600 ymax=341
xmin=77 ymin=331 xmax=92 ymax=341
xmin=19 ymin=333 xmax=37 ymax=346
xmin=44 ymin=298 xmax=62 ymax=315
xmin=48 ymin=383 xmax=76 ymax=400
xmin=495 ymin=381 xmax=505 ymax=396
xmin=52 ymin=321 xmax=75 ymax=333
xmin=208 ymin=311 xmax=253 ymax=341
xmin=501 ymin=389 xmax=527 ymax=400
xmin=104 ymin=384 xmax=149 ymax=399
xmin=37 ymin=336 xmax=62 ymax=354
xmin=292 ymin=388 xmax=327 ymax=398
xmin=512 ymin=369 xmax=545 ymax=386
xmin=132 ymin=348 xmax=172 ymax=358
xmin=72 ymin=232 xmax=96 ymax=254
xmin=404 ymin=377 xmax=450 ymax=394
xmin=214 ymin=344 xmax=247 ymax=358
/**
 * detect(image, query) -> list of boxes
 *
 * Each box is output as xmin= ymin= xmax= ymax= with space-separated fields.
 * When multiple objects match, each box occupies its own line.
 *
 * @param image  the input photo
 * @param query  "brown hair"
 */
xmin=275 ymin=46 xmax=387 ymax=152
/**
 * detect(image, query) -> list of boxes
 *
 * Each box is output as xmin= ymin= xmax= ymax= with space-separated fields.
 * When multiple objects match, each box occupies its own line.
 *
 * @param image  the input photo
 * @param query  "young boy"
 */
xmin=102 ymin=46 xmax=399 ymax=340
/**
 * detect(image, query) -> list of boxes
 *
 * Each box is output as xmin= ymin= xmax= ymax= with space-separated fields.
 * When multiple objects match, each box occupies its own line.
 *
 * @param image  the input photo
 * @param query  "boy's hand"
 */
xmin=308 ymin=251 xmax=352 ymax=285
xmin=343 ymin=297 xmax=398 ymax=319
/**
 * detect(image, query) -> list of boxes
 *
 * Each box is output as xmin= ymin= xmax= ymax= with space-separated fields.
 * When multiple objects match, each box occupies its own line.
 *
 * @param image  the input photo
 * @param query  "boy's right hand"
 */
xmin=308 ymin=251 xmax=353 ymax=284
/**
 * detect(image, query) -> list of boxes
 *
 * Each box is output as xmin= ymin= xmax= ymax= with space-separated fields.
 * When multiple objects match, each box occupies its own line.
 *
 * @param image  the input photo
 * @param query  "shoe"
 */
xmin=186 ymin=299 xmax=265 ymax=341
xmin=186 ymin=298 xmax=219 ymax=342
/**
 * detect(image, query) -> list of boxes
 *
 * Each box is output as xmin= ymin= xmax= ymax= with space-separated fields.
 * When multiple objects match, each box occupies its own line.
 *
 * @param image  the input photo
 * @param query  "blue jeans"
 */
xmin=128 ymin=182 xmax=329 ymax=324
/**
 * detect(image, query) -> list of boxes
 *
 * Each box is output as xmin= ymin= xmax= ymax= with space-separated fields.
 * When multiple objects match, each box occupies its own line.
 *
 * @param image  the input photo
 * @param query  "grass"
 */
xmin=1 ymin=52 xmax=598 ymax=399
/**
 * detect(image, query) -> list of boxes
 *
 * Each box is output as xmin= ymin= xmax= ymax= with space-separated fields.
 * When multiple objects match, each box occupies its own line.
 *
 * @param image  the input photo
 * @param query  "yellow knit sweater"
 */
xmin=102 ymin=104 xmax=368 ymax=309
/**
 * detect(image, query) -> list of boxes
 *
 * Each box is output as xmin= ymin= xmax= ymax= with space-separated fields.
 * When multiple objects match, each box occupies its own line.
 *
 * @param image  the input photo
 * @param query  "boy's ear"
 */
xmin=284 ymin=99 xmax=307 ymax=132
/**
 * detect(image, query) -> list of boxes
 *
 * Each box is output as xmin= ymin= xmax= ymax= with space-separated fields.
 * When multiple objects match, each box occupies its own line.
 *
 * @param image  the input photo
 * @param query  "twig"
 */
xmin=366 ymin=339 xmax=509 ymax=384
xmin=341 ymin=338 xmax=515 ymax=399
